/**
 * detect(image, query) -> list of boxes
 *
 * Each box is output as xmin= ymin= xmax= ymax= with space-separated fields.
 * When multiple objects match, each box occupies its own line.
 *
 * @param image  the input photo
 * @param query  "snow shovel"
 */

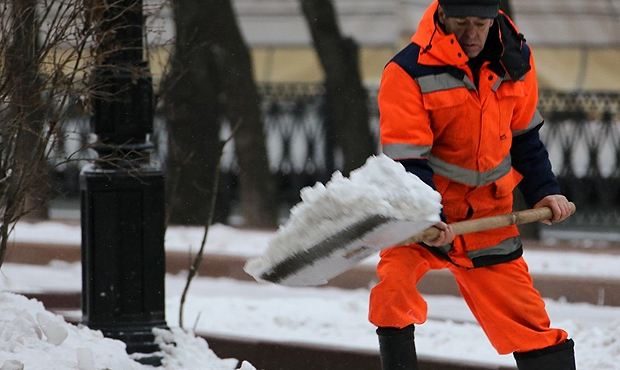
xmin=245 ymin=203 xmax=575 ymax=287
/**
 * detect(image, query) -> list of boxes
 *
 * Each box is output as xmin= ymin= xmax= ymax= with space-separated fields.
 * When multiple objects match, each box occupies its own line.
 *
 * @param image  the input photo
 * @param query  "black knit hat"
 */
xmin=438 ymin=0 xmax=499 ymax=18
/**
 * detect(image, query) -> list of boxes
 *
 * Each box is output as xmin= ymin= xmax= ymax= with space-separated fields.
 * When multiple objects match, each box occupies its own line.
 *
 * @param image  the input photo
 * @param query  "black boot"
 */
xmin=514 ymin=339 xmax=576 ymax=370
xmin=377 ymin=324 xmax=418 ymax=370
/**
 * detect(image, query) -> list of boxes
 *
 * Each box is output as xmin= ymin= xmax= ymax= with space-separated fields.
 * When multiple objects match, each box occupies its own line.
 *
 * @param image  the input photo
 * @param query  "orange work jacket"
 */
xmin=379 ymin=1 xmax=545 ymax=267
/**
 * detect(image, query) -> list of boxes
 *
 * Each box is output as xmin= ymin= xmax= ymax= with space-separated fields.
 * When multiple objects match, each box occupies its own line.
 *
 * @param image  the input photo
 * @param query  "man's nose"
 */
xmin=464 ymin=26 xmax=477 ymax=39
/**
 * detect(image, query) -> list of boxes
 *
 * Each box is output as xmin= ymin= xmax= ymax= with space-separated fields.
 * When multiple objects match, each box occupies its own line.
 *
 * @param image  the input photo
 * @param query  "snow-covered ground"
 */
xmin=2 ymin=260 xmax=620 ymax=369
xmin=2 ymin=221 xmax=620 ymax=369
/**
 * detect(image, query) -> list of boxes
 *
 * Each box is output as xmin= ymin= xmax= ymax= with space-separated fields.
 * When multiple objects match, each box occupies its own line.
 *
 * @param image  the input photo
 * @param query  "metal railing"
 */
xmin=538 ymin=90 xmax=620 ymax=231
xmin=52 ymin=84 xmax=620 ymax=232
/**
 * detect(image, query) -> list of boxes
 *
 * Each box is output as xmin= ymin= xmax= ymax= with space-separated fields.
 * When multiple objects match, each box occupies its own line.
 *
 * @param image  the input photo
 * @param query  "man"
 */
xmin=371 ymin=0 xmax=576 ymax=369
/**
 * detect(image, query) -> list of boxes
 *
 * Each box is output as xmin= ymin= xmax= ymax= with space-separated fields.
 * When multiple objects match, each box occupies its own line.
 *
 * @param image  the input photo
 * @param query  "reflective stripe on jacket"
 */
xmin=378 ymin=1 xmax=548 ymax=266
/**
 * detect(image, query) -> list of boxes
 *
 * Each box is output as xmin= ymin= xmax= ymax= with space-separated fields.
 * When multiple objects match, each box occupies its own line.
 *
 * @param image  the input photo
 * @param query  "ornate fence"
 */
xmin=538 ymin=91 xmax=620 ymax=231
xmin=53 ymin=84 xmax=620 ymax=232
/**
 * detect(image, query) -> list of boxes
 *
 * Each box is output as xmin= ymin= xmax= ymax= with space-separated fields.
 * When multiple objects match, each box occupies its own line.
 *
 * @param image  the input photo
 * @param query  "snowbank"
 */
xmin=0 ymin=292 xmax=255 ymax=370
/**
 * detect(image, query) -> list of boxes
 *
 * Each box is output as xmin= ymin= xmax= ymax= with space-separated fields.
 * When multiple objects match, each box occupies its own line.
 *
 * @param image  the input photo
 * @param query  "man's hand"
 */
xmin=423 ymin=221 xmax=455 ymax=247
xmin=534 ymin=194 xmax=573 ymax=225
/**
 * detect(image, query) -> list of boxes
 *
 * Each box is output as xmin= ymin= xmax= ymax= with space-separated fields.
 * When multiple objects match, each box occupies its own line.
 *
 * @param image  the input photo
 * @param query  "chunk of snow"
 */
xmin=36 ymin=313 xmax=68 ymax=345
xmin=76 ymin=348 xmax=95 ymax=370
xmin=237 ymin=361 xmax=257 ymax=370
xmin=0 ymin=360 xmax=24 ymax=370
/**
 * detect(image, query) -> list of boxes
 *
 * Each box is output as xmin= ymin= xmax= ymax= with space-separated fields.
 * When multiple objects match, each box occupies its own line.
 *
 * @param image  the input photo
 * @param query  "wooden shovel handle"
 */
xmin=401 ymin=202 xmax=576 ymax=245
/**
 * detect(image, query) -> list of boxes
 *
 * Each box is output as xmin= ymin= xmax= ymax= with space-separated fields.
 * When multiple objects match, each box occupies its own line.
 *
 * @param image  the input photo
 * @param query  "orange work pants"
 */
xmin=368 ymin=243 xmax=568 ymax=354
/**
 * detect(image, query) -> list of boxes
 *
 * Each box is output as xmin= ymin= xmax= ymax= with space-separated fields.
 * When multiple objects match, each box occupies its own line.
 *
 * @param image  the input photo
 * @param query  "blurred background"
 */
xmin=28 ymin=0 xmax=620 ymax=241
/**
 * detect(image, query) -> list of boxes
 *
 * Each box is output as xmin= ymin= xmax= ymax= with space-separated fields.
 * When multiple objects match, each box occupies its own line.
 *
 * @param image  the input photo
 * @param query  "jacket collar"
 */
xmin=411 ymin=1 xmax=469 ymax=67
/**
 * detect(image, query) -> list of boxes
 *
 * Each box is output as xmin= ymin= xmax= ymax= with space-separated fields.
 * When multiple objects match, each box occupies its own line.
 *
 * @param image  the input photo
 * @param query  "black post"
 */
xmin=80 ymin=0 xmax=167 ymax=365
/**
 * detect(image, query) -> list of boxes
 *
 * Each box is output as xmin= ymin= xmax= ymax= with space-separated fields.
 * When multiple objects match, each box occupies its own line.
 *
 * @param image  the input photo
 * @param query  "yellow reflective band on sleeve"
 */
xmin=382 ymin=143 xmax=432 ymax=160
xmin=428 ymin=155 xmax=512 ymax=186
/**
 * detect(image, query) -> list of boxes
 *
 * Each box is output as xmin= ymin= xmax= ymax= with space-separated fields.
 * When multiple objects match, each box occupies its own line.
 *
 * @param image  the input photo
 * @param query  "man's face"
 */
xmin=438 ymin=7 xmax=494 ymax=58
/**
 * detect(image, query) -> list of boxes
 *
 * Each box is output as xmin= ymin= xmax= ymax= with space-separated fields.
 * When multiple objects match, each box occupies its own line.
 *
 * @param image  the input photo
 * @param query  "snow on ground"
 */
xmin=0 ymin=291 xmax=256 ymax=370
xmin=6 ymin=219 xmax=620 ymax=369
xmin=2 ymin=261 xmax=620 ymax=369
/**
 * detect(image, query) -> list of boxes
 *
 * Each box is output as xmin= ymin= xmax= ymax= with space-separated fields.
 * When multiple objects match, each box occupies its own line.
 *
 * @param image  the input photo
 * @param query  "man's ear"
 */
xmin=437 ymin=6 xmax=446 ymax=24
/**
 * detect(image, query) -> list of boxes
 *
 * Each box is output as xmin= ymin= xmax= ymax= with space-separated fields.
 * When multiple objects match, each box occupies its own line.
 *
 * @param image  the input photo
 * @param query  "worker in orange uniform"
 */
xmin=370 ymin=0 xmax=576 ymax=369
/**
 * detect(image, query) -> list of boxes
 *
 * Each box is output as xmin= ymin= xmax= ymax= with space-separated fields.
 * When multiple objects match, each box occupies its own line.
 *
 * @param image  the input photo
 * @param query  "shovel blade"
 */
xmin=253 ymin=215 xmax=436 ymax=286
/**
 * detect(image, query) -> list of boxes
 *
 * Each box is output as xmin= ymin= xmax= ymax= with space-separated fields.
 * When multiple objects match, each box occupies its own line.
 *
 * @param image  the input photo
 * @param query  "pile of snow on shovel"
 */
xmin=245 ymin=154 xmax=442 ymax=279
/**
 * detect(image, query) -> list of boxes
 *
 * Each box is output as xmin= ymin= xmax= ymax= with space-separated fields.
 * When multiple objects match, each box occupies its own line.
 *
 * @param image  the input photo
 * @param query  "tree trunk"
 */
xmin=163 ymin=0 xmax=223 ymax=226
xmin=201 ymin=0 xmax=278 ymax=229
xmin=300 ymin=0 xmax=375 ymax=175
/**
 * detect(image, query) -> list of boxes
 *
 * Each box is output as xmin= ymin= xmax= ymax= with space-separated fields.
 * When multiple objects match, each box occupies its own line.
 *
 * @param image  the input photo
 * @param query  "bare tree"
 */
xmin=300 ymin=0 xmax=375 ymax=175
xmin=163 ymin=0 xmax=277 ymax=229
xmin=212 ymin=0 xmax=278 ymax=229
xmin=0 ymin=1 xmax=95 ymax=267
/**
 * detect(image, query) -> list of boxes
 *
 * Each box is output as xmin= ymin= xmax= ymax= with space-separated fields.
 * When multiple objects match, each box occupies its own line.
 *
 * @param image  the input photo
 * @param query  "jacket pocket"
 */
xmin=494 ymin=168 xmax=523 ymax=198
xmin=422 ymin=88 xmax=469 ymax=110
